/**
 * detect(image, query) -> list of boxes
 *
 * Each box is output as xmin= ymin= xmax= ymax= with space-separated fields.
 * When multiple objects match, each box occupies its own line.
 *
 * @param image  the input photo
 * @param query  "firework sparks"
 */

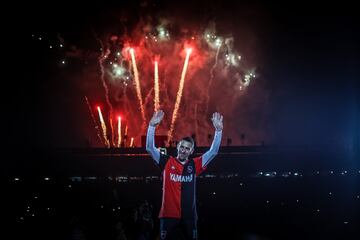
xmin=97 ymin=106 xmax=110 ymax=148
xmin=129 ymin=48 xmax=146 ymax=123
xmin=154 ymin=61 xmax=160 ymax=111
xmin=206 ymin=42 xmax=222 ymax=114
xmin=84 ymin=96 xmax=103 ymax=146
xmin=168 ymin=48 xmax=192 ymax=144
xmin=97 ymin=41 xmax=115 ymax=147
xmin=78 ymin=20 xmax=256 ymax=147
xmin=117 ymin=116 xmax=122 ymax=147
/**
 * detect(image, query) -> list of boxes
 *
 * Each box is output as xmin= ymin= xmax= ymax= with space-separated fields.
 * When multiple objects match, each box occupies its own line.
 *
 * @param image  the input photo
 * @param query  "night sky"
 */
xmin=5 ymin=0 xmax=358 ymax=150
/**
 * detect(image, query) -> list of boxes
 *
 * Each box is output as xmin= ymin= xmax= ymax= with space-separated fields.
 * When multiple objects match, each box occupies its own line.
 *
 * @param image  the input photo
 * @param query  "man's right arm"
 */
xmin=146 ymin=125 xmax=160 ymax=164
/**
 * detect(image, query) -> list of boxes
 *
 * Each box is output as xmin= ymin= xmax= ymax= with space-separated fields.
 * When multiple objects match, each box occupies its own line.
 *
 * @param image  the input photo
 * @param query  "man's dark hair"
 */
xmin=180 ymin=137 xmax=195 ymax=148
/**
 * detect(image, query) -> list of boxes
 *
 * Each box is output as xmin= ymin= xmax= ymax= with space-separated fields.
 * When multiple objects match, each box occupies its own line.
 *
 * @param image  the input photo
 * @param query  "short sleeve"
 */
xmin=157 ymin=153 xmax=170 ymax=171
xmin=193 ymin=156 xmax=206 ymax=176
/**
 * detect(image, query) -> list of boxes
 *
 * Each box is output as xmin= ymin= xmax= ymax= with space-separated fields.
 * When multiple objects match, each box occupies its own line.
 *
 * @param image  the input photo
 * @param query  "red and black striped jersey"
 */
xmin=156 ymin=153 xmax=206 ymax=220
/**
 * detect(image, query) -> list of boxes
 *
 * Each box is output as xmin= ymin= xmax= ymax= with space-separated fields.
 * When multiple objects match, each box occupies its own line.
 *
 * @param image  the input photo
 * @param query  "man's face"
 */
xmin=177 ymin=140 xmax=194 ymax=161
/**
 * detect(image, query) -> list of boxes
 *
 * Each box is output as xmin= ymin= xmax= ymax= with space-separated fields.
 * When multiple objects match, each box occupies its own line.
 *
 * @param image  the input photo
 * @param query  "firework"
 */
xmin=84 ymin=96 xmax=103 ymax=146
xmin=168 ymin=48 xmax=192 ymax=143
xmin=129 ymin=48 xmax=146 ymax=123
xmin=97 ymin=106 xmax=110 ymax=148
xmin=97 ymin=43 xmax=115 ymax=147
xmin=79 ymin=21 xmax=256 ymax=147
xmin=117 ymin=116 xmax=122 ymax=147
xmin=154 ymin=61 xmax=160 ymax=111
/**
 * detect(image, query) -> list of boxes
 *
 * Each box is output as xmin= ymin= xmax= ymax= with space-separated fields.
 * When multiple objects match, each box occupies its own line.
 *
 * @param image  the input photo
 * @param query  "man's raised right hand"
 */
xmin=149 ymin=110 xmax=164 ymax=127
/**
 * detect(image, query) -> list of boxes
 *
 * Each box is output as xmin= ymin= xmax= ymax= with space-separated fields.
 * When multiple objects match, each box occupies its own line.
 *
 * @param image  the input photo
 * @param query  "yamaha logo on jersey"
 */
xmin=187 ymin=166 xmax=193 ymax=173
xmin=170 ymin=173 xmax=193 ymax=182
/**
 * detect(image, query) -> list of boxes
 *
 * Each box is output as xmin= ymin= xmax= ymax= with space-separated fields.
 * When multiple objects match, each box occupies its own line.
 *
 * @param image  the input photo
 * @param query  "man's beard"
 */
xmin=178 ymin=154 xmax=187 ymax=161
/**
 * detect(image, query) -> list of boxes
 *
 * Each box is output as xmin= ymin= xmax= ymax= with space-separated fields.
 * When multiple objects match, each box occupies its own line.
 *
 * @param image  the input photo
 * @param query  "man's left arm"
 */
xmin=202 ymin=112 xmax=223 ymax=168
xmin=202 ymin=130 xmax=222 ymax=168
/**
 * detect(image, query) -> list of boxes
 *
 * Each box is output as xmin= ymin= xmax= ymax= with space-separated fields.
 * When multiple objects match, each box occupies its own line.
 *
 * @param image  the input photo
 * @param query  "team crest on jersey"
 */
xmin=187 ymin=166 xmax=193 ymax=173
